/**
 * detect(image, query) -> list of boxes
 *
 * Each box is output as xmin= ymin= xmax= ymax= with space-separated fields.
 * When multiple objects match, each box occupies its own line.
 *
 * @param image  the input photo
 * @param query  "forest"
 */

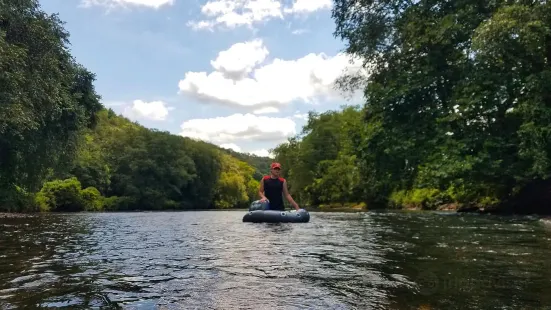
xmin=0 ymin=0 xmax=270 ymax=212
xmin=2 ymin=0 xmax=551 ymax=214
xmin=271 ymin=0 xmax=551 ymax=214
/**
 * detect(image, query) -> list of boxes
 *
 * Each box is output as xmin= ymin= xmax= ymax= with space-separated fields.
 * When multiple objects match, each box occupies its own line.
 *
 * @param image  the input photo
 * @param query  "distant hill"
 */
xmin=217 ymin=148 xmax=272 ymax=180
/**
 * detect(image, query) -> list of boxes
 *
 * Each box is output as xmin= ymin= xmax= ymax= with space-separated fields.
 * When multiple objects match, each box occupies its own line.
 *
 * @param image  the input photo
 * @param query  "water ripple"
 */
xmin=1 ymin=211 xmax=551 ymax=309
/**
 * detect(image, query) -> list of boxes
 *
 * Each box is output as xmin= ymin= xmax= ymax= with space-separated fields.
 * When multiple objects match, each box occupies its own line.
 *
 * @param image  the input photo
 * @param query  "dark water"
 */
xmin=1 ymin=210 xmax=551 ymax=309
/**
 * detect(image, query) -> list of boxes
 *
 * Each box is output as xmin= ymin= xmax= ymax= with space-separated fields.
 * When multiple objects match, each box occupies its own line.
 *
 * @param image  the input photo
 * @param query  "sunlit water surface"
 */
xmin=1 ymin=210 xmax=551 ymax=309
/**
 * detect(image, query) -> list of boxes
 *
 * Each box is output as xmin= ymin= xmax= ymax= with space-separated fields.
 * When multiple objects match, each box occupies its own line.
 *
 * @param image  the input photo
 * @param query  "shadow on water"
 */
xmin=1 ymin=210 xmax=551 ymax=309
xmin=373 ymin=212 xmax=551 ymax=309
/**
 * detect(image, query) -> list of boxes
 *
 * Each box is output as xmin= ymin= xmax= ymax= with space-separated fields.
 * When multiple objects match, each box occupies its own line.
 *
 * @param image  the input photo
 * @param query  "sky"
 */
xmin=39 ymin=0 xmax=366 ymax=158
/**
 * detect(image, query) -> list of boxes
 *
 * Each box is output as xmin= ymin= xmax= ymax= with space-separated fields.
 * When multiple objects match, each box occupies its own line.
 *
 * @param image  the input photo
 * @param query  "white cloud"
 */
xmin=220 ymin=145 xmax=274 ymax=158
xmin=178 ymin=39 xmax=367 ymax=111
xmin=283 ymin=0 xmax=332 ymax=14
xmin=249 ymin=149 xmax=274 ymax=158
xmin=188 ymin=0 xmax=283 ymax=30
xmin=210 ymin=39 xmax=269 ymax=80
xmin=188 ymin=0 xmax=331 ymax=30
xmin=179 ymin=113 xmax=296 ymax=145
xmin=253 ymin=107 xmax=279 ymax=114
xmin=123 ymin=100 xmax=172 ymax=121
xmin=81 ymin=0 xmax=173 ymax=9
xmin=220 ymin=143 xmax=242 ymax=152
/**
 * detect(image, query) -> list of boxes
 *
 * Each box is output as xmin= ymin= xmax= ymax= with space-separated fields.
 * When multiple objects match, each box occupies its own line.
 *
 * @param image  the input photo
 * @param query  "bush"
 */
xmin=81 ymin=186 xmax=104 ymax=211
xmin=35 ymin=177 xmax=105 ymax=212
xmin=389 ymin=188 xmax=444 ymax=210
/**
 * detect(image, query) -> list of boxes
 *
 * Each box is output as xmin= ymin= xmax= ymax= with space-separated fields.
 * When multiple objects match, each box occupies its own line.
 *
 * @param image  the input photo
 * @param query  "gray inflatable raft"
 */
xmin=242 ymin=200 xmax=310 ymax=223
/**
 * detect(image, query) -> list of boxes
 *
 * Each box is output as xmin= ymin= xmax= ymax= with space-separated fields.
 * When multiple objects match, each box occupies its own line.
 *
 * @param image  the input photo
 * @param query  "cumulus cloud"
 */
xmin=188 ymin=0 xmax=332 ymax=30
xmin=221 ymin=145 xmax=274 ymax=158
xmin=81 ymin=0 xmax=173 ymax=9
xmin=188 ymin=0 xmax=283 ymax=30
xmin=220 ymin=143 xmax=242 ymax=152
xmin=179 ymin=113 xmax=296 ymax=145
xmin=249 ymin=149 xmax=274 ymax=158
xmin=283 ymin=0 xmax=332 ymax=14
xmin=178 ymin=39 xmax=367 ymax=111
xmin=210 ymin=39 xmax=269 ymax=80
xmin=123 ymin=100 xmax=172 ymax=121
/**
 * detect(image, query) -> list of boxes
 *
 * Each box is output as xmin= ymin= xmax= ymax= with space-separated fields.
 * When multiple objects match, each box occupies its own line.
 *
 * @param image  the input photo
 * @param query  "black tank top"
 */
xmin=263 ymin=176 xmax=285 ymax=210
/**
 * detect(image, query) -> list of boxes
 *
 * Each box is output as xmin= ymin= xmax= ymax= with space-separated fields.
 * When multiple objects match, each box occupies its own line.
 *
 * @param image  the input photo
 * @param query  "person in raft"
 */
xmin=258 ymin=162 xmax=300 ymax=211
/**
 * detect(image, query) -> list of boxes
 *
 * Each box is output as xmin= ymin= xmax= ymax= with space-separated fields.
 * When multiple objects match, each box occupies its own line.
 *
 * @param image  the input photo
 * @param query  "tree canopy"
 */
xmin=3 ymin=0 xmax=551 ymax=214
xmin=35 ymin=109 xmax=264 ymax=212
xmin=273 ymin=0 xmax=551 ymax=214
xmin=0 ymin=0 xmax=271 ymax=212
xmin=0 ymin=0 xmax=102 ymax=209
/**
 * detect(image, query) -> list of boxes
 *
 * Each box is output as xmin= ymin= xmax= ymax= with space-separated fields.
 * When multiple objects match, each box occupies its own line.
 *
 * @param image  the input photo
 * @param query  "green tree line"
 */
xmin=0 ymin=0 xmax=269 ymax=212
xmin=272 ymin=0 xmax=551 ymax=214
xmin=35 ymin=109 xmax=265 ymax=212
xmin=4 ymin=0 xmax=551 ymax=214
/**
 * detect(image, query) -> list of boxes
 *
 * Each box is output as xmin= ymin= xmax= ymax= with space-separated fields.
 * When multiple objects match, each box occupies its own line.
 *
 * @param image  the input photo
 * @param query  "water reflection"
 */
xmin=1 ymin=211 xmax=551 ymax=309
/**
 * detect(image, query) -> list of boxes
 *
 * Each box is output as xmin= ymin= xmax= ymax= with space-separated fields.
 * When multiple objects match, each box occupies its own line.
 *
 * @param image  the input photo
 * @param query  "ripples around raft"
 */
xmin=1 ymin=211 xmax=551 ymax=309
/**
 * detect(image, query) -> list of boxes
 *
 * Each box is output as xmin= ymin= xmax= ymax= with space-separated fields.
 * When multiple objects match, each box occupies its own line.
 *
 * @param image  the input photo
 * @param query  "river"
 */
xmin=1 ymin=210 xmax=550 ymax=309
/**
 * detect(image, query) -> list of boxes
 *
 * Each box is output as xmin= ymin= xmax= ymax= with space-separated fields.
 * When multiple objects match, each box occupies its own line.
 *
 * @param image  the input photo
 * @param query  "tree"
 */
xmin=0 ymin=0 xmax=102 ymax=209
xmin=272 ymin=106 xmax=366 ymax=206
xmin=331 ymin=0 xmax=551 ymax=211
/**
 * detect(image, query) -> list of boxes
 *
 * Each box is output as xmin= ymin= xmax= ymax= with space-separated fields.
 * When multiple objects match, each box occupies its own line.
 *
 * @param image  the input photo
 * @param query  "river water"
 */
xmin=1 ymin=210 xmax=551 ymax=309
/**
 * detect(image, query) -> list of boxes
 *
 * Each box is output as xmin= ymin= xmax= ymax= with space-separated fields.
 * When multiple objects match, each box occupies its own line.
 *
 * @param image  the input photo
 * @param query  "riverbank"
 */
xmin=401 ymin=202 xmax=509 ymax=214
xmin=304 ymin=202 xmax=368 ymax=212
xmin=0 ymin=199 xmax=546 ymax=216
xmin=0 ymin=212 xmax=37 ymax=218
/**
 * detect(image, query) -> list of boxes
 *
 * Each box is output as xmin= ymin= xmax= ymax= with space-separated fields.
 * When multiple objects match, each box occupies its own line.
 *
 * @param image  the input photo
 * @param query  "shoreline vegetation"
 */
xmin=2 ymin=203 xmax=549 ymax=216
xmin=0 ymin=201 xmax=539 ymax=216
xmin=2 ymin=0 xmax=551 ymax=216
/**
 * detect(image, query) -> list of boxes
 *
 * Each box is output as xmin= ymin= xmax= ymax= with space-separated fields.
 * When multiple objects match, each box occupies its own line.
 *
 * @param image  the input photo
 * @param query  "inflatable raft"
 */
xmin=242 ymin=200 xmax=310 ymax=223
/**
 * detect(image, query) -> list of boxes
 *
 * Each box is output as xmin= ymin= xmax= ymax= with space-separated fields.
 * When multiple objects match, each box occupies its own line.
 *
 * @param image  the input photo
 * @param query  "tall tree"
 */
xmin=0 ymin=0 xmax=102 ymax=209
xmin=331 ymin=0 xmax=551 ymax=210
xmin=272 ymin=106 xmax=365 ymax=206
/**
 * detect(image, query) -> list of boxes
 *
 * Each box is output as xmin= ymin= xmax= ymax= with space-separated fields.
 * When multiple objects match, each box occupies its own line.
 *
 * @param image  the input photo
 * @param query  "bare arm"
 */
xmin=283 ymin=180 xmax=300 ymax=210
xmin=258 ymin=178 xmax=267 ymax=201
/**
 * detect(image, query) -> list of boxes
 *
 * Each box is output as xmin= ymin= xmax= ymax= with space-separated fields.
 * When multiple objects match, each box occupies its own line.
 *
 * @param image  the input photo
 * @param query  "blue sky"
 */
xmin=40 ymin=0 xmax=365 ymax=157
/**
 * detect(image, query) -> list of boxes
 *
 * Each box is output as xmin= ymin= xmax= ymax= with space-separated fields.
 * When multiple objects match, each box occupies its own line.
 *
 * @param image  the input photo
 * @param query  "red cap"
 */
xmin=271 ymin=162 xmax=281 ymax=169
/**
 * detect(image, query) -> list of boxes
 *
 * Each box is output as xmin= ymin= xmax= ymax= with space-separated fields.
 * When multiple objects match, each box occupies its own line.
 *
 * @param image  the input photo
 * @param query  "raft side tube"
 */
xmin=242 ymin=209 xmax=310 ymax=223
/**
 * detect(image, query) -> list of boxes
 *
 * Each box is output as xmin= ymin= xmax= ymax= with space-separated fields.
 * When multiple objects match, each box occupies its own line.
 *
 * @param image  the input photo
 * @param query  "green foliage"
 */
xmin=219 ymin=148 xmax=272 ymax=180
xmin=35 ymin=177 xmax=104 ymax=212
xmin=389 ymin=186 xmax=500 ymax=210
xmin=0 ymin=0 xmax=267 ymax=212
xmin=389 ymin=189 xmax=443 ymax=210
xmin=310 ymin=154 xmax=361 ymax=204
xmin=9 ymin=0 xmax=551 ymax=215
xmin=81 ymin=187 xmax=103 ymax=211
xmin=213 ymin=153 xmax=259 ymax=208
xmin=179 ymin=139 xmax=222 ymax=208
xmin=0 ymin=0 xmax=102 ymax=206
xmin=4 ymin=103 xmax=266 ymax=212
xmin=0 ymin=185 xmax=39 ymax=212
xmin=322 ymin=0 xmax=551 ymax=212
xmin=60 ymin=110 xmax=263 ymax=211
xmin=67 ymin=134 xmax=111 ymax=194
xmin=272 ymin=106 xmax=365 ymax=206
